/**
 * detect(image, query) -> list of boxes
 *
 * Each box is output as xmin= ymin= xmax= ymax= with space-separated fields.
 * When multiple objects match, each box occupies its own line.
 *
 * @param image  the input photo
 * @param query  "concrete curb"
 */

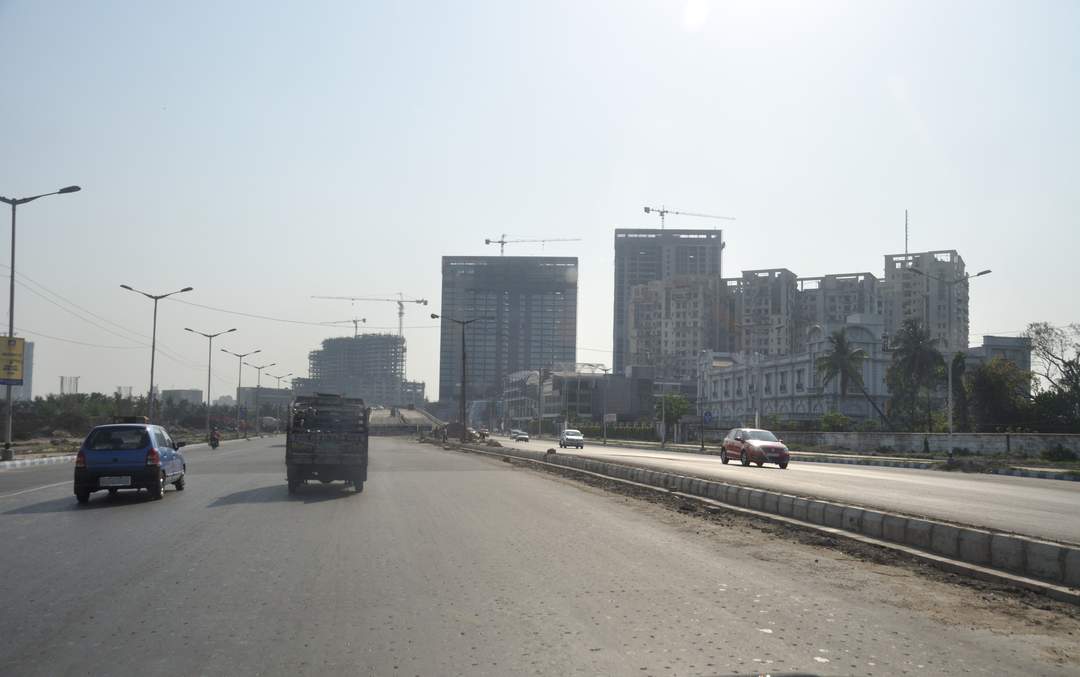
xmin=447 ymin=441 xmax=1080 ymax=602
xmin=0 ymin=455 xmax=76 ymax=471
xmin=992 ymin=467 xmax=1080 ymax=482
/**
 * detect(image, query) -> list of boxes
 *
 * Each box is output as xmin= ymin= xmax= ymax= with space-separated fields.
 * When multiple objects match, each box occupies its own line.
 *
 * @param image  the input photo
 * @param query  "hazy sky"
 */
xmin=2 ymin=0 xmax=1077 ymax=400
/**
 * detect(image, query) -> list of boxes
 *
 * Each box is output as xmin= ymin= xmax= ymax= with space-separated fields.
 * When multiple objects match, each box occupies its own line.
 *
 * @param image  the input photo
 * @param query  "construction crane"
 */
xmin=643 ymin=205 xmax=736 ymax=230
xmin=310 ymin=294 xmax=428 ymax=338
xmin=484 ymin=234 xmax=582 ymax=255
xmin=321 ymin=317 xmax=367 ymax=338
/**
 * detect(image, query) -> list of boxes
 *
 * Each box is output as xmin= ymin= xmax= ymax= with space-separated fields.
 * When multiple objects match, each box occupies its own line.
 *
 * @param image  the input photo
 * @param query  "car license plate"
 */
xmin=99 ymin=476 xmax=131 ymax=487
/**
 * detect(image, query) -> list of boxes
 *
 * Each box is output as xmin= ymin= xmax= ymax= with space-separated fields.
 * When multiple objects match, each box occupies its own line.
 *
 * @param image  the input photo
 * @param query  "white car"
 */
xmin=559 ymin=429 xmax=585 ymax=449
xmin=513 ymin=431 xmax=530 ymax=442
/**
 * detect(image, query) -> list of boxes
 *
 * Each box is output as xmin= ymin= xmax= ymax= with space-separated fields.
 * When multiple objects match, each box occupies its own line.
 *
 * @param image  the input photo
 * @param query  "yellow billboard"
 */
xmin=0 ymin=337 xmax=25 ymax=386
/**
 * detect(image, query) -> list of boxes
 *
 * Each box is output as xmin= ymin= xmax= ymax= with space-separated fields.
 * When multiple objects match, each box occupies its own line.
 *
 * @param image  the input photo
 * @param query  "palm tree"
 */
xmin=887 ymin=319 xmax=945 ymax=431
xmin=816 ymin=328 xmax=890 ymax=428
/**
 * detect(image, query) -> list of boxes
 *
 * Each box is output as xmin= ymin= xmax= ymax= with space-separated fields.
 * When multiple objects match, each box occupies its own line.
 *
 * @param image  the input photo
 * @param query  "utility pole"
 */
xmin=431 ymin=313 xmax=490 ymax=442
xmin=120 ymin=284 xmax=194 ymax=421
xmin=244 ymin=361 xmax=276 ymax=436
xmin=185 ymin=326 xmax=236 ymax=443
xmin=221 ymin=348 xmax=261 ymax=437
xmin=1 ymin=185 xmax=80 ymax=460
xmin=598 ymin=366 xmax=610 ymax=446
xmin=911 ymin=267 xmax=992 ymax=446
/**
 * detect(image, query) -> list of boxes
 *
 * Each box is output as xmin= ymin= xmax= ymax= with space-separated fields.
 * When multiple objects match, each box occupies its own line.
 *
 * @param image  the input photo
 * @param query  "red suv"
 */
xmin=721 ymin=428 xmax=790 ymax=469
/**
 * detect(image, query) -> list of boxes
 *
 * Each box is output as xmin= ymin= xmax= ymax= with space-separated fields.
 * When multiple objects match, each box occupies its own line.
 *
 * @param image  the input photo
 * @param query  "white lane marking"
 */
xmin=0 ymin=480 xmax=70 ymax=500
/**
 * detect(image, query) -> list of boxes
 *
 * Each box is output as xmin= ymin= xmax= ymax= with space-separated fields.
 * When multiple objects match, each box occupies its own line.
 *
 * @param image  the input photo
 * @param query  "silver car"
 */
xmin=559 ymin=429 xmax=585 ymax=449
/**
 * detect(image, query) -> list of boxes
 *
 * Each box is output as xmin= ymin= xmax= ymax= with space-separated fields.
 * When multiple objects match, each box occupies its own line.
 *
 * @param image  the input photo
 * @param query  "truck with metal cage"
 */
xmin=285 ymin=394 xmax=369 ymax=494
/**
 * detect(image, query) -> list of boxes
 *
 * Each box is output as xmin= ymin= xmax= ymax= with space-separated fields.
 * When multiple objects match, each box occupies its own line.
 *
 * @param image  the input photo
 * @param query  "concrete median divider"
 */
xmin=446 ymin=440 xmax=1080 ymax=600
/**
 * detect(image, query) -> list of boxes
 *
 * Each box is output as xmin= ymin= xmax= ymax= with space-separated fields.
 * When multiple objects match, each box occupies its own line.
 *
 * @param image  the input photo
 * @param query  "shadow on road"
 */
xmin=4 ymin=489 xmax=164 ymax=515
xmin=208 ymin=483 xmax=357 ymax=507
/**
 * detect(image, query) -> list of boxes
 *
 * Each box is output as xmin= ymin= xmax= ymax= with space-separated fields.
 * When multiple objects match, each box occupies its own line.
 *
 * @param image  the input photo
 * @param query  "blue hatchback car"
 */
xmin=74 ymin=424 xmax=187 ymax=504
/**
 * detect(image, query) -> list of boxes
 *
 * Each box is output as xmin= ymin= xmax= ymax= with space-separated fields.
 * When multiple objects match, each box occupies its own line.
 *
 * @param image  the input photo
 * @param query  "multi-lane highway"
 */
xmin=1 ymin=436 xmax=1078 ymax=676
xmin=500 ymin=438 xmax=1080 ymax=544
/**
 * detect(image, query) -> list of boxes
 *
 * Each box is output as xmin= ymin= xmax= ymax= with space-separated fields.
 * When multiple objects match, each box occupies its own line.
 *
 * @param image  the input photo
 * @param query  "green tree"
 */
xmin=951 ymin=352 xmax=971 ymax=432
xmin=886 ymin=319 xmax=944 ymax=432
xmin=968 ymin=357 xmax=1033 ymax=431
xmin=815 ymin=328 xmax=890 ymax=428
xmin=654 ymin=392 xmax=690 ymax=439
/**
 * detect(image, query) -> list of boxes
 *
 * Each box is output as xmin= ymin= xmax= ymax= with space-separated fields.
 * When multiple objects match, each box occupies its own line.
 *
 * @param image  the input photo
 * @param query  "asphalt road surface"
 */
xmin=499 ymin=438 xmax=1080 ymax=545
xmin=1 ymin=436 xmax=1077 ymax=676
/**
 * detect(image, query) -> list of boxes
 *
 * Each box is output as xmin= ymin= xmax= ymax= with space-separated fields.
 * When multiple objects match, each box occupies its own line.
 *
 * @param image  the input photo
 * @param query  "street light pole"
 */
xmin=185 ymin=327 xmax=236 ymax=442
xmin=432 ymin=313 xmax=490 ymax=443
xmin=912 ymin=267 xmax=992 ymax=446
xmin=267 ymin=372 xmax=293 ymax=390
xmin=221 ymin=348 xmax=260 ymax=437
xmin=243 ymin=361 xmax=276 ymax=436
xmin=598 ymin=366 xmax=610 ymax=446
xmin=267 ymin=372 xmax=293 ymax=425
xmin=0 ymin=185 xmax=81 ymax=460
xmin=699 ymin=365 xmax=706 ymax=453
xmin=120 ymin=284 xmax=194 ymax=421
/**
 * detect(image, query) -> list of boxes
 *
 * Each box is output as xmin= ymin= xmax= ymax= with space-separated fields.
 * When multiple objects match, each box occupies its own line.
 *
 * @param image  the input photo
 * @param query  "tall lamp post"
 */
xmin=184 ymin=327 xmax=236 ymax=442
xmin=0 ymin=185 xmax=81 ymax=460
xmin=120 ymin=284 xmax=194 ymax=421
xmin=911 ymin=267 xmax=992 ymax=446
xmin=221 ymin=348 xmax=260 ymax=436
xmin=431 ymin=313 xmax=490 ymax=442
xmin=597 ymin=366 xmax=610 ymax=446
xmin=267 ymin=372 xmax=293 ymax=425
xmin=267 ymin=372 xmax=293 ymax=390
xmin=243 ymin=361 xmax=276 ymax=436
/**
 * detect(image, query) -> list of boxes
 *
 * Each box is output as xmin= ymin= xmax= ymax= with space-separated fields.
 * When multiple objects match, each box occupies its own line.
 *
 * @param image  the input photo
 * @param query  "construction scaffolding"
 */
xmin=293 ymin=334 xmax=418 ymax=406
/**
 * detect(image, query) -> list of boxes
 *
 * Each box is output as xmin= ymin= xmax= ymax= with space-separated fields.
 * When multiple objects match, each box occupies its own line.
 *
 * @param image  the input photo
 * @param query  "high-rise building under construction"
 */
xmin=437 ymin=256 xmax=578 ymax=403
xmin=293 ymin=333 xmax=424 ymax=405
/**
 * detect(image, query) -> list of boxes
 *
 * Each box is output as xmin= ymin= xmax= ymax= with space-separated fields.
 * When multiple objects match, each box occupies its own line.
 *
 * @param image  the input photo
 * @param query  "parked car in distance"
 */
xmin=559 ymin=429 xmax=585 ymax=449
xmin=721 ymin=428 xmax=790 ymax=469
xmin=74 ymin=423 xmax=187 ymax=503
xmin=513 ymin=430 xmax=530 ymax=442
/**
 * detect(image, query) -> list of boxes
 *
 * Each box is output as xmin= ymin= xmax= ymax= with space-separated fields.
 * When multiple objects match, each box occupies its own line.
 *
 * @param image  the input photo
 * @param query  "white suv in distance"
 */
xmin=559 ymin=429 xmax=585 ymax=449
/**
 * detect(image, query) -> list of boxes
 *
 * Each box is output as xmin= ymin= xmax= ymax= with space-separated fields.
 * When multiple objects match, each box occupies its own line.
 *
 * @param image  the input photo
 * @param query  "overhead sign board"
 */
xmin=604 ymin=413 xmax=617 ymax=423
xmin=0 ymin=337 xmax=24 ymax=386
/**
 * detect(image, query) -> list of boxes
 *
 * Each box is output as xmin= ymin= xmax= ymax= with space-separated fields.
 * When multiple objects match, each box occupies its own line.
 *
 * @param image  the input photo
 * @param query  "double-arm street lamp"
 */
xmin=0 ymin=185 xmax=81 ymax=460
xmin=120 ymin=284 xmax=194 ymax=421
xmin=431 ymin=313 xmax=491 ymax=442
xmin=243 ymin=361 xmax=276 ymax=436
xmin=267 ymin=372 xmax=293 ymax=390
xmin=221 ymin=348 xmax=260 ymax=436
xmin=911 ymin=267 xmax=992 ymax=444
xmin=185 ymin=327 xmax=236 ymax=442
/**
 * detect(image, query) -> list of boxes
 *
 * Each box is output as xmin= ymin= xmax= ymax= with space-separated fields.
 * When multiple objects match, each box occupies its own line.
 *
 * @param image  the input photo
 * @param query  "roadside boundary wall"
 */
xmin=776 ymin=431 xmax=1080 ymax=456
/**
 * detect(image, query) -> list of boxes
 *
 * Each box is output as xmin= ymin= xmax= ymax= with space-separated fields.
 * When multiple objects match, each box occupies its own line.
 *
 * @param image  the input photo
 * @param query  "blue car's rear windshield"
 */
xmin=86 ymin=427 xmax=150 ymax=451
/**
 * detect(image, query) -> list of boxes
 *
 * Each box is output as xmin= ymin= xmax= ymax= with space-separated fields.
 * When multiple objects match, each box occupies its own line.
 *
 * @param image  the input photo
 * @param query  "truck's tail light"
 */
xmin=146 ymin=448 xmax=161 ymax=466
xmin=75 ymin=450 xmax=86 ymax=468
